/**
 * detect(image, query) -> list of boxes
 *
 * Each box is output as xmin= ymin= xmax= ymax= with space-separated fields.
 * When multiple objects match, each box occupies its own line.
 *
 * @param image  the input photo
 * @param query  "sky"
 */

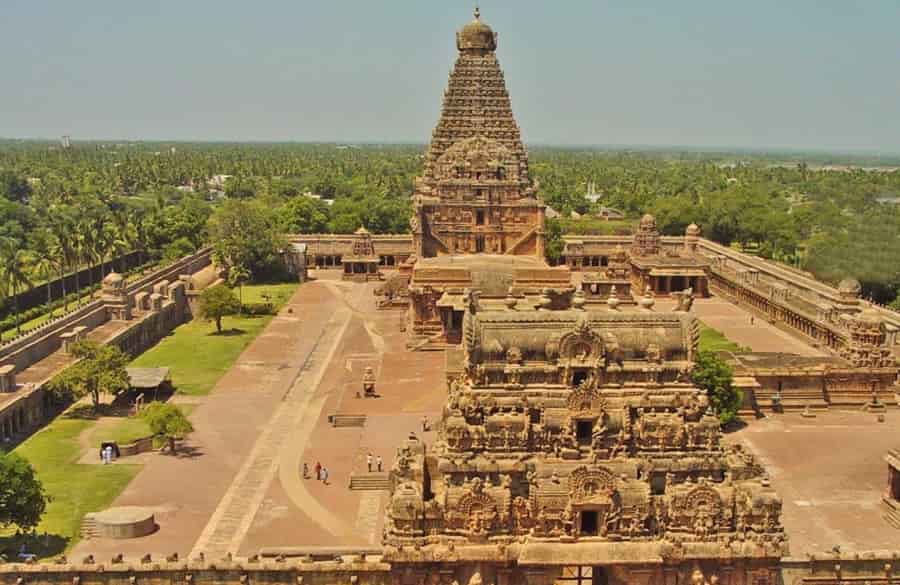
xmin=2 ymin=1 xmax=899 ymax=153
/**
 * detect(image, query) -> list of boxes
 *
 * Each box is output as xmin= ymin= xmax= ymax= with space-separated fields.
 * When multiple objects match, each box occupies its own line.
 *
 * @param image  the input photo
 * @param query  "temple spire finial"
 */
xmin=474 ymin=5 xmax=480 ymax=20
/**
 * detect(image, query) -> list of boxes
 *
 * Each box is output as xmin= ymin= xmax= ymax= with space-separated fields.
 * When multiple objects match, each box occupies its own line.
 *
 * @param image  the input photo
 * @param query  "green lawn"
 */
xmin=698 ymin=323 xmax=751 ymax=354
xmin=90 ymin=405 xmax=195 ymax=448
xmin=130 ymin=282 xmax=298 ymax=395
xmin=6 ymin=414 xmax=141 ymax=552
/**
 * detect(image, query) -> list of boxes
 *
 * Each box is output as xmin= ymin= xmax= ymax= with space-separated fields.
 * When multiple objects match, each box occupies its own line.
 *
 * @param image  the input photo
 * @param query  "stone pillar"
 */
xmin=0 ymin=365 xmax=15 ymax=393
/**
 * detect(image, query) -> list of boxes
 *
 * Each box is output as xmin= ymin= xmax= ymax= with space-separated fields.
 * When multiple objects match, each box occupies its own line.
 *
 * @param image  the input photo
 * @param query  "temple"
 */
xmin=410 ymin=8 xmax=545 ymax=259
xmin=5 ymin=10 xmax=899 ymax=585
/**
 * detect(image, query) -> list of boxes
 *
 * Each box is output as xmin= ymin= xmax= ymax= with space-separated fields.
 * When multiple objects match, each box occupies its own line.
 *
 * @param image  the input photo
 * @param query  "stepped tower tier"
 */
xmin=412 ymin=9 xmax=545 ymax=259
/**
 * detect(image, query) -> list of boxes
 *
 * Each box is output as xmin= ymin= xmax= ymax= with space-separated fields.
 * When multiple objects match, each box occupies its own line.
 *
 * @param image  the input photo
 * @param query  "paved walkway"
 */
xmin=72 ymin=279 xmax=342 ymax=559
xmin=191 ymin=281 xmax=354 ymax=558
xmin=726 ymin=410 xmax=900 ymax=554
xmin=658 ymin=297 xmax=828 ymax=356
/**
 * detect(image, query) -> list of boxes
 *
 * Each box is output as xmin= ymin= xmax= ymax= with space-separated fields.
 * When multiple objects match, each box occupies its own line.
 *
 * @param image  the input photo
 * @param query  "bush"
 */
xmin=240 ymin=302 xmax=274 ymax=316
xmin=690 ymin=351 xmax=743 ymax=425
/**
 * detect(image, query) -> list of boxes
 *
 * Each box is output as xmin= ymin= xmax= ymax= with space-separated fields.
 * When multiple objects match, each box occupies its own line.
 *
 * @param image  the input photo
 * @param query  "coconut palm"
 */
xmin=0 ymin=238 xmax=34 ymax=336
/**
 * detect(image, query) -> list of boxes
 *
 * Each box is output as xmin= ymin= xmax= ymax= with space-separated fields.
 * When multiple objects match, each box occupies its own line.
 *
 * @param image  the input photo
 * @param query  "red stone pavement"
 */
xmin=72 ymin=277 xmax=342 ymax=558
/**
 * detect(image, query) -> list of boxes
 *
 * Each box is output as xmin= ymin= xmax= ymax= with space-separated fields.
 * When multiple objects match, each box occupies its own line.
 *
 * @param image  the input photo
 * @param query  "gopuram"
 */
xmin=384 ymin=295 xmax=787 ymax=585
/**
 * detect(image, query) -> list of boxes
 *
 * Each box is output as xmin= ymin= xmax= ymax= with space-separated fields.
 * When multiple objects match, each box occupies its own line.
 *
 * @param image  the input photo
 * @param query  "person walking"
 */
xmin=321 ymin=466 xmax=329 ymax=485
xmin=376 ymin=455 xmax=383 ymax=472
xmin=366 ymin=452 xmax=373 ymax=472
xmin=315 ymin=461 xmax=322 ymax=481
xmin=421 ymin=415 xmax=429 ymax=432
xmin=302 ymin=462 xmax=309 ymax=479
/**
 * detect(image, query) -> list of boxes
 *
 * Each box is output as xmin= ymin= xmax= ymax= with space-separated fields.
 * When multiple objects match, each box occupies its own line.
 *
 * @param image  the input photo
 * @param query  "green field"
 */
xmin=698 ymin=323 xmax=751 ymax=354
xmin=129 ymin=282 xmax=298 ymax=395
xmin=5 ymin=414 xmax=141 ymax=553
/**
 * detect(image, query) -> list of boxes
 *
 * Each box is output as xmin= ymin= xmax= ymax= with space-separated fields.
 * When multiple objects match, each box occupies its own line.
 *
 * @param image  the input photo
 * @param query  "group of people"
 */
xmin=99 ymin=444 xmax=118 ymax=464
xmin=303 ymin=461 xmax=330 ymax=484
xmin=366 ymin=452 xmax=384 ymax=472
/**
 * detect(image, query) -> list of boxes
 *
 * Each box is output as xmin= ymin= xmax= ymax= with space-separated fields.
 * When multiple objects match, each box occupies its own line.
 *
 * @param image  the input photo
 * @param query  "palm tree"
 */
xmin=47 ymin=210 xmax=74 ymax=312
xmin=29 ymin=227 xmax=60 ymax=313
xmin=0 ymin=239 xmax=33 ymax=335
xmin=111 ymin=211 xmax=137 ymax=272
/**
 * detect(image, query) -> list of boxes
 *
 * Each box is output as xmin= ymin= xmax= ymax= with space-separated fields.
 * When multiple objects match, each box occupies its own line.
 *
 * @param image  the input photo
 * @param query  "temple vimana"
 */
xmin=3 ymin=9 xmax=898 ymax=585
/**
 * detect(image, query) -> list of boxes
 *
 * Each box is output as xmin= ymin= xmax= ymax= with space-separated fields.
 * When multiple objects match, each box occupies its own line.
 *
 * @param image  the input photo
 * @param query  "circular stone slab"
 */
xmin=93 ymin=506 xmax=156 ymax=539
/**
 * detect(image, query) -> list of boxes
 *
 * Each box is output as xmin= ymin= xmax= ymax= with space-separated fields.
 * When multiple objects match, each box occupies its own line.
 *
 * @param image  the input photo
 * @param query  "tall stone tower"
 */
xmin=411 ymin=9 xmax=545 ymax=259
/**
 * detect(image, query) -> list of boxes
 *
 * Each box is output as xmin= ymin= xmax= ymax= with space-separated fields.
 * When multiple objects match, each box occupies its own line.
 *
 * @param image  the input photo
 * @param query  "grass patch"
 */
xmin=130 ymin=282 xmax=298 ymax=396
xmin=5 ymin=414 xmax=141 ymax=552
xmin=698 ymin=323 xmax=751 ymax=354
xmin=90 ymin=405 xmax=196 ymax=448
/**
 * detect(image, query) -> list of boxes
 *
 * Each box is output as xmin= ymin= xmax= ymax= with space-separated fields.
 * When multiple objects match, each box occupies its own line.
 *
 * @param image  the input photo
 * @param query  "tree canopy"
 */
xmin=690 ymin=351 xmax=742 ymax=425
xmin=0 ymin=453 xmax=48 ymax=531
xmin=46 ymin=341 xmax=130 ymax=410
xmin=139 ymin=402 xmax=194 ymax=454
xmin=198 ymin=284 xmax=241 ymax=333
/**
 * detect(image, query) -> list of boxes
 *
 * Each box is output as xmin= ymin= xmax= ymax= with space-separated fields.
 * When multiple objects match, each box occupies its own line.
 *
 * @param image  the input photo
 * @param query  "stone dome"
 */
xmin=639 ymin=214 xmax=657 ymax=231
xmin=686 ymin=223 xmax=701 ymax=236
xmin=457 ymin=8 xmax=497 ymax=53
xmin=837 ymin=277 xmax=862 ymax=296
xmin=611 ymin=244 xmax=627 ymax=261
xmin=103 ymin=271 xmax=123 ymax=284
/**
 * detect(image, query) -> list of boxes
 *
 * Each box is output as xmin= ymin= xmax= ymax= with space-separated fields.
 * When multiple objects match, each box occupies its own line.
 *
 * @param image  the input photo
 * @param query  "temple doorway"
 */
xmin=579 ymin=511 xmax=598 ymax=535
xmin=576 ymin=421 xmax=593 ymax=445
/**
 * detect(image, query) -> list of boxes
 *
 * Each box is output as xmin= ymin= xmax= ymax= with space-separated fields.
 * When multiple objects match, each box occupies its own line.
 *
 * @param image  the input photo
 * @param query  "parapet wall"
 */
xmin=0 ymin=249 xmax=212 ymax=375
xmin=0 ymin=556 xmax=894 ymax=585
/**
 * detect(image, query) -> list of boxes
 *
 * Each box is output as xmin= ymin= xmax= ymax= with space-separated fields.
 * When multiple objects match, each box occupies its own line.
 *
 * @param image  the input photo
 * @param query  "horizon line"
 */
xmin=2 ymin=136 xmax=900 ymax=159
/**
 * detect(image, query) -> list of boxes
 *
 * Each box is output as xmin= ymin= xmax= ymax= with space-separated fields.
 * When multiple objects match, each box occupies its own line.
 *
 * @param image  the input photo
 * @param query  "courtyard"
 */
xmin=53 ymin=272 xmax=898 ymax=561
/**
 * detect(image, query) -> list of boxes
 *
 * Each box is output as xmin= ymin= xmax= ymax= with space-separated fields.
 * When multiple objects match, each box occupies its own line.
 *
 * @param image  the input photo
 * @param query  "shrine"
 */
xmin=342 ymin=227 xmax=383 ymax=282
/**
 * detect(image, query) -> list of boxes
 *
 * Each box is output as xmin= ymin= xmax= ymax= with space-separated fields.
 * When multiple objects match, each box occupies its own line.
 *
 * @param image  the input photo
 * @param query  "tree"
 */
xmin=206 ymin=199 xmax=285 ymax=279
xmin=0 ymin=454 xmax=48 ymax=531
xmin=29 ymin=228 xmax=60 ymax=311
xmin=544 ymin=218 xmax=564 ymax=265
xmin=139 ymin=402 xmax=194 ymax=454
xmin=278 ymin=196 xmax=330 ymax=233
xmin=46 ymin=341 xmax=130 ymax=410
xmin=690 ymin=351 xmax=742 ymax=425
xmin=162 ymin=237 xmax=195 ymax=262
xmin=198 ymin=284 xmax=241 ymax=333
xmin=227 ymin=264 xmax=251 ymax=310
xmin=890 ymin=295 xmax=900 ymax=312
xmin=0 ymin=238 xmax=33 ymax=335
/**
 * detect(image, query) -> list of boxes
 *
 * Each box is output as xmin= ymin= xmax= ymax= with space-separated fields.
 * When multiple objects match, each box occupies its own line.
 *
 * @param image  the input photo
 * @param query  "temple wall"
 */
xmin=4 ymin=557 xmax=890 ymax=585
xmin=288 ymin=234 xmax=413 ymax=266
xmin=0 ymin=249 xmax=213 ymax=443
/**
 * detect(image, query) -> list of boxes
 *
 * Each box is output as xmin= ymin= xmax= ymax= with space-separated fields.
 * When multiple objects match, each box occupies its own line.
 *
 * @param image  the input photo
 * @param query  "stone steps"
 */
xmin=348 ymin=472 xmax=391 ymax=491
xmin=80 ymin=513 xmax=98 ymax=540
xmin=754 ymin=387 xmax=828 ymax=411
xmin=331 ymin=414 xmax=366 ymax=428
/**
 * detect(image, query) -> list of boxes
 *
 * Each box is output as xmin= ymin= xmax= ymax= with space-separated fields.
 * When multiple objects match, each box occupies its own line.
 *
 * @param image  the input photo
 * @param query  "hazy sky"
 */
xmin=3 ymin=1 xmax=899 ymax=152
